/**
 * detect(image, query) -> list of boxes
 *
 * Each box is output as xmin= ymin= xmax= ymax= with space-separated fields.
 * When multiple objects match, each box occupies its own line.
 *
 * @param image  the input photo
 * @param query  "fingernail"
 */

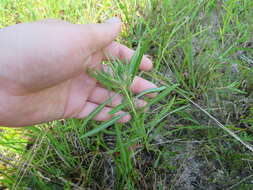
xmin=119 ymin=114 xmax=131 ymax=123
xmin=134 ymin=99 xmax=147 ymax=108
xmin=141 ymin=55 xmax=153 ymax=71
xmin=105 ymin=17 xmax=120 ymax=23
xmin=149 ymin=92 xmax=158 ymax=98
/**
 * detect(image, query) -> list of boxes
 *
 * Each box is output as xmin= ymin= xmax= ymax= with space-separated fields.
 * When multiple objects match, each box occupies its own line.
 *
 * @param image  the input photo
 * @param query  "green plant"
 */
xmin=1 ymin=0 xmax=253 ymax=189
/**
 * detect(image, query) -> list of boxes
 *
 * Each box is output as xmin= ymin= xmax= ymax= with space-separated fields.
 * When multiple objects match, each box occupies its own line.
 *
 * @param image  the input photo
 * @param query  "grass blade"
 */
xmin=129 ymin=41 xmax=149 ymax=81
xmin=136 ymin=86 xmax=167 ymax=98
xmin=80 ymin=114 xmax=127 ymax=139
xmin=147 ymin=84 xmax=178 ymax=106
xmin=81 ymin=97 xmax=113 ymax=129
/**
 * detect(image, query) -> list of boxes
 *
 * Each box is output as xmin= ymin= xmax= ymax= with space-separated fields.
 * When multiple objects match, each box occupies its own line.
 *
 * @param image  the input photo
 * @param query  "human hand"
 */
xmin=0 ymin=18 xmax=156 ymax=127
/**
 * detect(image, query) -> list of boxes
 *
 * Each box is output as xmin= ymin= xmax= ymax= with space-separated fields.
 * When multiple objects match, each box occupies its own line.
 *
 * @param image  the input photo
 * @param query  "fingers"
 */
xmin=103 ymin=42 xmax=153 ymax=71
xmin=87 ymin=86 xmax=147 ymax=108
xmin=99 ymin=65 xmax=157 ymax=98
xmin=130 ymin=76 xmax=158 ymax=98
xmin=78 ymin=18 xmax=122 ymax=56
xmin=77 ymin=17 xmax=152 ymax=71
xmin=75 ymin=102 xmax=131 ymax=123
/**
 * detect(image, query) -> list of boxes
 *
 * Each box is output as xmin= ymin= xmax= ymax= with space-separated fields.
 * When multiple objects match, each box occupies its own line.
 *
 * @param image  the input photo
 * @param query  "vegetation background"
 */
xmin=0 ymin=0 xmax=253 ymax=189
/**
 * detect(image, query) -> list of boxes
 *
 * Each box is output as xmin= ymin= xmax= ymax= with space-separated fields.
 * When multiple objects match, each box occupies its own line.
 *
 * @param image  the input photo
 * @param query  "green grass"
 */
xmin=1 ymin=0 xmax=253 ymax=189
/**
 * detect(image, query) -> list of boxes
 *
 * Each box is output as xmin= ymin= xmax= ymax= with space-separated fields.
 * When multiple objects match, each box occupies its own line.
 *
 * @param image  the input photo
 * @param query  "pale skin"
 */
xmin=0 ymin=18 xmax=157 ymax=127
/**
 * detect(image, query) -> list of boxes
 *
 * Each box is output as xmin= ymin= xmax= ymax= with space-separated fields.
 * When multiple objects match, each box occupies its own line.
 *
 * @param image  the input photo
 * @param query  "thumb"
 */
xmin=78 ymin=17 xmax=122 ymax=55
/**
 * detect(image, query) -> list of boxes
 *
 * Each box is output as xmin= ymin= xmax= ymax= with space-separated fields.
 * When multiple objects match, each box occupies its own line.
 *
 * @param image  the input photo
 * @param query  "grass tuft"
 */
xmin=1 ymin=0 xmax=253 ymax=189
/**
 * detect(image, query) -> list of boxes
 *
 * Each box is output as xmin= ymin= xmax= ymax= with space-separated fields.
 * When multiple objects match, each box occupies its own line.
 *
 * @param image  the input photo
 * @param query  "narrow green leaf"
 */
xmin=109 ymin=102 xmax=128 ymax=115
xmin=147 ymin=96 xmax=176 ymax=130
xmin=129 ymin=41 xmax=149 ymax=81
xmin=147 ymin=84 xmax=178 ymax=106
xmin=80 ymin=114 xmax=126 ymax=139
xmin=136 ymin=86 xmax=167 ymax=98
xmin=81 ymin=97 xmax=113 ymax=129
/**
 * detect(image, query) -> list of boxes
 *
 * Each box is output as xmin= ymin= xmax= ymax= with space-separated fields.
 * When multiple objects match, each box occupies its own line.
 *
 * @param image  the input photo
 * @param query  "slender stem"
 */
xmin=123 ymin=88 xmax=137 ymax=117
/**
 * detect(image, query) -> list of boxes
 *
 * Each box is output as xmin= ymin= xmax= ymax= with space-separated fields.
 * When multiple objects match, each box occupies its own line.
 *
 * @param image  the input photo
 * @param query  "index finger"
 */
xmin=103 ymin=42 xmax=153 ymax=71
